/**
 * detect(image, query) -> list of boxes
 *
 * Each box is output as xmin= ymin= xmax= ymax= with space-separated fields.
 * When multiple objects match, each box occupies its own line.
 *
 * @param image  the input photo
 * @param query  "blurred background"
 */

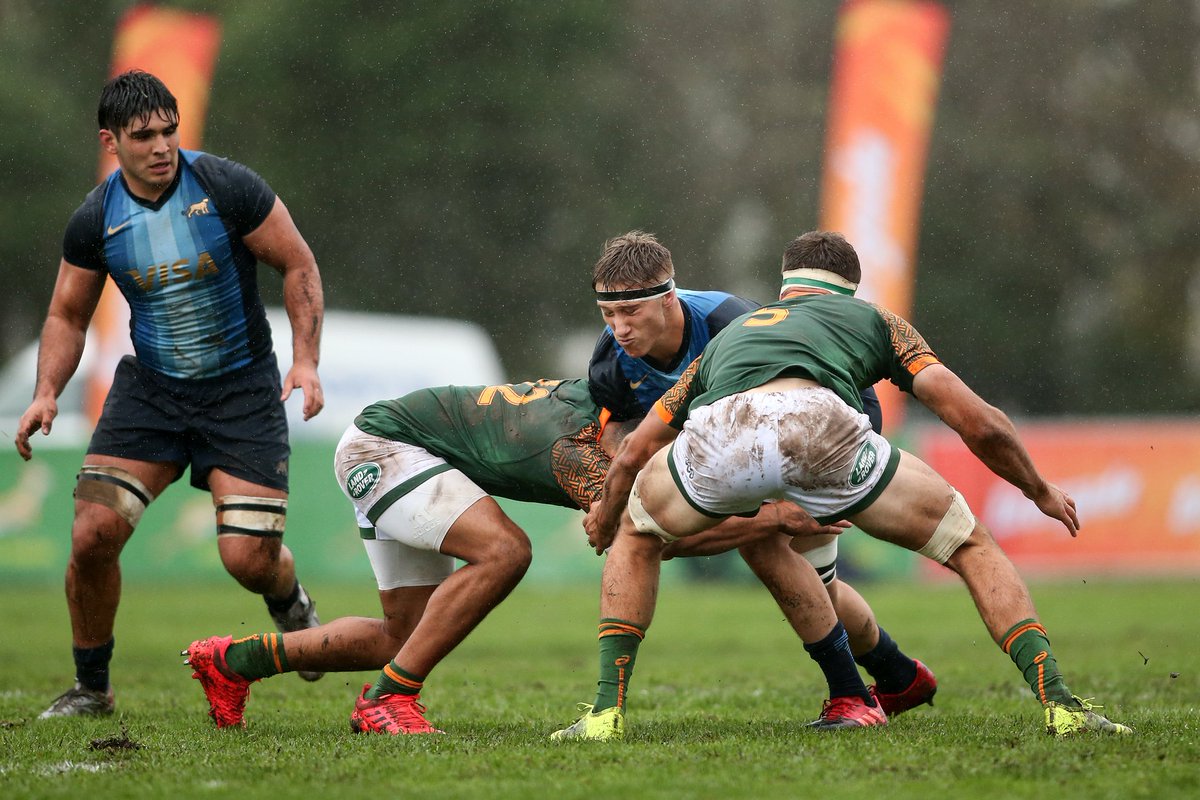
xmin=1 ymin=0 xmax=1198 ymax=585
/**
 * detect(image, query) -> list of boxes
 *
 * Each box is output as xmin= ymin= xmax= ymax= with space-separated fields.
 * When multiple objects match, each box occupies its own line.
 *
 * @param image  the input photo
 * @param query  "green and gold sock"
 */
xmin=366 ymin=660 xmax=423 ymax=700
xmin=594 ymin=618 xmax=646 ymax=712
xmin=1001 ymin=619 xmax=1073 ymax=705
xmin=224 ymin=633 xmax=289 ymax=681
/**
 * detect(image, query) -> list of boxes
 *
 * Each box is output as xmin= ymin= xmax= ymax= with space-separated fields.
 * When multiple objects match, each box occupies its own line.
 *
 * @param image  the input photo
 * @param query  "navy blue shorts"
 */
xmin=87 ymin=355 xmax=290 ymax=492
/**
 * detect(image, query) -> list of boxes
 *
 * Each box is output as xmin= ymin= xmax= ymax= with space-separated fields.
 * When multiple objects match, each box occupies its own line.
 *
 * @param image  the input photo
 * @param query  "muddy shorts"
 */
xmin=667 ymin=387 xmax=899 ymax=524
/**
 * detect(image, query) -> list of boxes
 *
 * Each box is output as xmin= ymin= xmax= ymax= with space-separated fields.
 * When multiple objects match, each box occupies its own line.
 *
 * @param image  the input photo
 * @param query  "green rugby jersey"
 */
xmin=657 ymin=293 xmax=940 ymax=426
xmin=354 ymin=378 xmax=609 ymax=510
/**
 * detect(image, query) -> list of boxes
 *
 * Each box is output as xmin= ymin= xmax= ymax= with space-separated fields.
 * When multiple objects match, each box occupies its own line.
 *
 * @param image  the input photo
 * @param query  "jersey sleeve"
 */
xmin=653 ymin=357 xmax=702 ymax=428
xmin=190 ymin=153 xmax=277 ymax=236
xmin=61 ymin=188 xmax=106 ymax=271
xmin=870 ymin=303 xmax=941 ymax=393
xmin=550 ymin=423 xmax=611 ymax=511
xmin=586 ymin=332 xmax=645 ymax=422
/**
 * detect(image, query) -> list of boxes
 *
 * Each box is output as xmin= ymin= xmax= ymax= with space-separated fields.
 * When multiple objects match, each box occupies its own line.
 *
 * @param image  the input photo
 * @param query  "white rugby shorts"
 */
xmin=667 ymin=387 xmax=898 ymax=524
xmin=333 ymin=424 xmax=485 ymax=589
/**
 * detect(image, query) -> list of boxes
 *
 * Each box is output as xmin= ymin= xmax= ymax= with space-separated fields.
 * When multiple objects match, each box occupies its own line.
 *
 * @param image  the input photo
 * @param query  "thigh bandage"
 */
xmin=917 ymin=490 xmax=976 ymax=564
xmin=74 ymin=465 xmax=156 ymax=528
xmin=798 ymin=539 xmax=839 ymax=585
xmin=216 ymin=495 xmax=288 ymax=538
xmin=627 ymin=479 xmax=677 ymax=543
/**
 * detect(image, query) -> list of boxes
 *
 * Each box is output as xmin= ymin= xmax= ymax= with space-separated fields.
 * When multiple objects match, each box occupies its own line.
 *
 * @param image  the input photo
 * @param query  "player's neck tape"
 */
xmin=596 ymin=279 xmax=675 ymax=303
xmin=779 ymin=268 xmax=858 ymax=298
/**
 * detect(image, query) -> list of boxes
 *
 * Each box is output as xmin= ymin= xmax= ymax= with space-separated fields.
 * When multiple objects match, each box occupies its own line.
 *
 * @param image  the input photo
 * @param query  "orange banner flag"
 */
xmin=818 ymin=0 xmax=949 ymax=430
xmin=86 ymin=6 xmax=222 ymax=423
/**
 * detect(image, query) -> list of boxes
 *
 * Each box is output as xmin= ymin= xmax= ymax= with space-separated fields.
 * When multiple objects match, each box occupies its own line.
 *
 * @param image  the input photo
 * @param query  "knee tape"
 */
xmin=918 ymin=490 xmax=976 ymax=564
xmin=74 ymin=465 xmax=155 ymax=528
xmin=798 ymin=539 xmax=838 ymax=585
xmin=216 ymin=495 xmax=287 ymax=538
xmin=627 ymin=480 xmax=677 ymax=543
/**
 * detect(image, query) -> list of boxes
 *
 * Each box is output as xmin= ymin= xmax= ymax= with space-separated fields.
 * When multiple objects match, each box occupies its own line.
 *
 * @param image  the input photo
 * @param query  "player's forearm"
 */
xmin=958 ymin=410 xmax=1048 ymax=500
xmin=32 ymin=315 xmax=87 ymax=401
xmin=597 ymin=453 xmax=638 ymax=532
xmin=282 ymin=263 xmax=324 ymax=367
xmin=663 ymin=513 xmax=770 ymax=558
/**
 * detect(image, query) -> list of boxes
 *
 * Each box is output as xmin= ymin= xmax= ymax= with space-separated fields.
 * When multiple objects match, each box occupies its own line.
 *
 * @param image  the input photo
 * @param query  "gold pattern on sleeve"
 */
xmin=657 ymin=357 xmax=700 ymax=421
xmin=870 ymin=303 xmax=940 ymax=375
xmin=550 ymin=421 xmax=611 ymax=511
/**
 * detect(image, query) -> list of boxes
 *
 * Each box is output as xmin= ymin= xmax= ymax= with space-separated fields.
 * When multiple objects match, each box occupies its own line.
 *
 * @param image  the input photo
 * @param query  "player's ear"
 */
xmin=99 ymin=128 xmax=118 ymax=155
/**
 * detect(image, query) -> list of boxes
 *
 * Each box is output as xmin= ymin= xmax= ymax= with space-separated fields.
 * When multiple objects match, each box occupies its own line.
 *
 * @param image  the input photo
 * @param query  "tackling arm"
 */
xmin=584 ymin=410 xmax=679 ymax=552
xmin=661 ymin=501 xmax=851 ymax=559
xmin=244 ymin=197 xmax=325 ymax=420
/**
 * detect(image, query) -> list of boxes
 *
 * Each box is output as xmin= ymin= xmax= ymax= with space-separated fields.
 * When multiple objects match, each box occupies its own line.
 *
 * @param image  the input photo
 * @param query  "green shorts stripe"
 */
xmin=666 ymin=442 xmax=731 ymax=519
xmin=815 ymin=445 xmax=901 ymax=524
xmin=365 ymin=463 xmax=454 ymax=525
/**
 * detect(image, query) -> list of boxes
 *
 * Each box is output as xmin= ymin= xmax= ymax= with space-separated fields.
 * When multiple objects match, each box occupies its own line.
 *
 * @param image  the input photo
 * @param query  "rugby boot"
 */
xmin=349 ymin=684 xmax=443 ymax=735
xmin=1045 ymin=696 xmax=1132 ymax=737
xmin=550 ymin=703 xmax=625 ymax=741
xmin=184 ymin=635 xmax=254 ymax=728
xmin=872 ymin=659 xmax=937 ymax=717
xmin=38 ymin=682 xmax=115 ymax=719
xmin=807 ymin=692 xmax=888 ymax=730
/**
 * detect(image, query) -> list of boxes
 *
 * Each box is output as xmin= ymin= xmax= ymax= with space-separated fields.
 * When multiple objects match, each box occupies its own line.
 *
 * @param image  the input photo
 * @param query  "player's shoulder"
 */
xmin=185 ymin=149 xmax=268 ymax=189
xmin=67 ymin=179 xmax=109 ymax=224
xmin=678 ymin=288 xmax=758 ymax=313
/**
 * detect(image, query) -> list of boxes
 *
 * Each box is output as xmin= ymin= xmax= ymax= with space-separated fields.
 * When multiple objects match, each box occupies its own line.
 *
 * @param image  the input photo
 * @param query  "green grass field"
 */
xmin=1 ymin=577 xmax=1197 ymax=799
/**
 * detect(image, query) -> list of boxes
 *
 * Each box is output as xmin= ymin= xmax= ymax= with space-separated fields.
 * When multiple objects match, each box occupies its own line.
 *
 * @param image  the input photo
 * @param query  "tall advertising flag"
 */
xmin=86 ymin=6 xmax=222 ymax=422
xmin=818 ymin=0 xmax=949 ymax=430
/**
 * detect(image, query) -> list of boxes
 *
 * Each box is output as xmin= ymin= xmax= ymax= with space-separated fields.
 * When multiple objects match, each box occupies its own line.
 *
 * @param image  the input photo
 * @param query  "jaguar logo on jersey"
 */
xmin=184 ymin=197 xmax=211 ymax=217
xmin=346 ymin=462 xmax=382 ymax=499
xmin=849 ymin=442 xmax=878 ymax=487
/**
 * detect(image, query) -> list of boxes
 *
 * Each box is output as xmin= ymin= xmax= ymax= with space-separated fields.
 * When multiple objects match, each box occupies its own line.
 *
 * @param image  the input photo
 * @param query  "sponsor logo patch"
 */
xmin=346 ymin=462 xmax=381 ymax=499
xmin=849 ymin=442 xmax=878 ymax=487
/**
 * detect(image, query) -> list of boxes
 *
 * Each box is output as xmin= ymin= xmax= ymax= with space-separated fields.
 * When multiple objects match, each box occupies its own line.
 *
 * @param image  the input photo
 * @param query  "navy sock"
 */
xmin=264 ymin=580 xmax=300 ymax=613
xmin=804 ymin=623 xmax=873 ymax=704
xmin=73 ymin=638 xmax=114 ymax=692
xmin=855 ymin=627 xmax=918 ymax=694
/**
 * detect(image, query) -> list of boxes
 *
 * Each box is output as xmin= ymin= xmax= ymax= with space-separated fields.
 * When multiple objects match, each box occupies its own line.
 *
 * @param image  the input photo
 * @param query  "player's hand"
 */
xmin=773 ymin=500 xmax=852 ymax=539
xmin=14 ymin=397 xmax=58 ymax=461
xmin=583 ymin=503 xmax=615 ymax=555
xmin=1030 ymin=481 xmax=1080 ymax=538
xmin=281 ymin=363 xmax=324 ymax=421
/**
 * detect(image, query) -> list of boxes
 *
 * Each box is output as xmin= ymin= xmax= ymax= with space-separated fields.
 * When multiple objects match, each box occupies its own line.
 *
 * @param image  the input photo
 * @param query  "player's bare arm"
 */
xmin=14 ymin=261 xmax=105 ymax=460
xmin=912 ymin=363 xmax=1079 ymax=536
xmin=584 ymin=411 xmax=678 ymax=552
xmin=661 ymin=501 xmax=851 ymax=559
xmin=244 ymin=196 xmax=325 ymax=420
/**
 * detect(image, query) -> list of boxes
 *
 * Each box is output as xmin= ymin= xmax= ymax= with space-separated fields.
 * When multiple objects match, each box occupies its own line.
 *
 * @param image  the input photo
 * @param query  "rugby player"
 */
xmin=15 ymin=70 xmax=326 ymax=718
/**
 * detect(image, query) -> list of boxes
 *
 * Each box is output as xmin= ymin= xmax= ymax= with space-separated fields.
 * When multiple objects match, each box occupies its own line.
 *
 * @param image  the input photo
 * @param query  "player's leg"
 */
xmin=41 ymin=454 xmax=178 ymax=719
xmin=41 ymin=356 xmax=187 ymax=719
xmin=782 ymin=534 xmax=937 ymax=716
xmin=184 ymin=544 xmax=443 ymax=729
xmin=205 ymin=469 xmax=325 ymax=682
xmin=848 ymin=450 xmax=1129 ymax=735
xmin=193 ymin=360 xmax=326 ymax=679
xmin=553 ymin=447 xmax=694 ymax=741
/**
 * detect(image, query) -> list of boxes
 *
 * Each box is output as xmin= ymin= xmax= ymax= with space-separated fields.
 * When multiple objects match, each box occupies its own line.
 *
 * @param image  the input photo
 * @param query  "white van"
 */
xmin=0 ymin=308 xmax=506 ymax=445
